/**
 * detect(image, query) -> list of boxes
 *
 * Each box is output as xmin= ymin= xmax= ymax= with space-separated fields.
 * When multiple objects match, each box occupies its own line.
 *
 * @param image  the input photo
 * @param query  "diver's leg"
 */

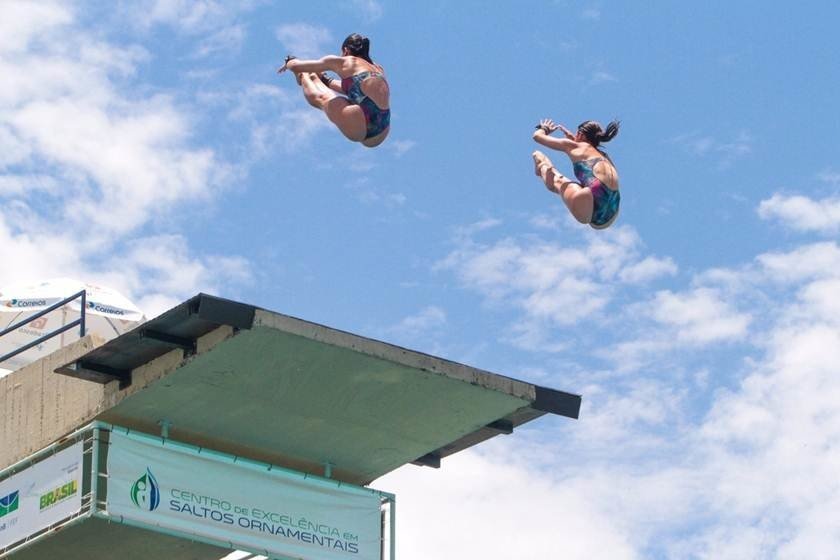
xmin=300 ymin=73 xmax=367 ymax=141
xmin=532 ymin=151 xmax=593 ymax=223
xmin=558 ymin=182 xmax=594 ymax=224
xmin=300 ymin=72 xmax=334 ymax=108
xmin=532 ymin=151 xmax=563 ymax=193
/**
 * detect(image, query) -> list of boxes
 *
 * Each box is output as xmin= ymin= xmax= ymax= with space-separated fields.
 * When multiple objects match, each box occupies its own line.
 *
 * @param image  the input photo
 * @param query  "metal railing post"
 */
xmin=0 ymin=289 xmax=88 ymax=365
xmin=80 ymin=290 xmax=87 ymax=337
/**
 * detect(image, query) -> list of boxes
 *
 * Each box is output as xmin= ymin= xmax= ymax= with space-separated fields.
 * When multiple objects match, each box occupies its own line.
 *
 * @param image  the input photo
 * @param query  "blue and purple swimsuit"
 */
xmin=573 ymin=157 xmax=620 ymax=228
xmin=341 ymin=71 xmax=390 ymax=139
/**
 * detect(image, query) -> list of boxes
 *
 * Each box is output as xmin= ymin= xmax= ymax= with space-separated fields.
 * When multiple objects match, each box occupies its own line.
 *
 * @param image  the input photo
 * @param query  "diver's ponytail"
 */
xmin=578 ymin=119 xmax=620 ymax=147
xmin=599 ymin=120 xmax=620 ymax=144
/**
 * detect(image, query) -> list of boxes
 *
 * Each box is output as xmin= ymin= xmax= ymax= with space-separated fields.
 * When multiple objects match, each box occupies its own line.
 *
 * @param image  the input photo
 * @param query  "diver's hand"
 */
xmin=536 ymin=119 xmax=559 ymax=134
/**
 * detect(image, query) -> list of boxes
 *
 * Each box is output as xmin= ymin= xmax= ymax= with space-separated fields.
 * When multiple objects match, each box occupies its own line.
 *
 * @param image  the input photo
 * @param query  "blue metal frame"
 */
xmin=1 ymin=422 xmax=396 ymax=560
xmin=0 ymin=423 xmax=95 ymax=559
xmin=0 ymin=289 xmax=87 ymax=365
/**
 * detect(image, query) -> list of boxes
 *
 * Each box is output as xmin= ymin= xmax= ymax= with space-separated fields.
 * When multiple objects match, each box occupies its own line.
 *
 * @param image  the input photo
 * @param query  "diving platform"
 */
xmin=0 ymin=293 xmax=580 ymax=560
xmin=4 ymin=294 xmax=580 ymax=485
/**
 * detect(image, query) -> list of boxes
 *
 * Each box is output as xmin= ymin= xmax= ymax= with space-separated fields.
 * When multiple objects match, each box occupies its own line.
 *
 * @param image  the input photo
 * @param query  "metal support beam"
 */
xmin=140 ymin=329 xmax=196 ymax=354
xmin=192 ymin=294 xmax=255 ymax=330
xmin=485 ymin=419 xmax=514 ymax=435
xmin=71 ymin=361 xmax=132 ymax=389
xmin=533 ymin=386 xmax=582 ymax=419
xmin=412 ymin=452 xmax=441 ymax=469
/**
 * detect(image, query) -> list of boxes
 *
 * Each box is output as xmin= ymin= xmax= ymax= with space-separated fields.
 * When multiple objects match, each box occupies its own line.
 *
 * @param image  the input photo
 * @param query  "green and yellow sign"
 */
xmin=39 ymin=481 xmax=78 ymax=511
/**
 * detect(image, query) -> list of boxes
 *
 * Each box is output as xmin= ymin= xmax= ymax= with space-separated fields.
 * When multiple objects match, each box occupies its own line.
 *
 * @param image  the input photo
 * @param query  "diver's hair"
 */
xmin=577 ymin=120 xmax=620 ymax=147
xmin=342 ymin=33 xmax=372 ymax=63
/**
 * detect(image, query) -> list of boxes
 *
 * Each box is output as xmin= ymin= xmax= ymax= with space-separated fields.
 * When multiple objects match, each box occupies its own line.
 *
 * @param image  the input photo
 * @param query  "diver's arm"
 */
xmin=533 ymin=128 xmax=577 ymax=153
xmin=279 ymin=55 xmax=344 ymax=74
xmin=320 ymin=74 xmax=345 ymax=93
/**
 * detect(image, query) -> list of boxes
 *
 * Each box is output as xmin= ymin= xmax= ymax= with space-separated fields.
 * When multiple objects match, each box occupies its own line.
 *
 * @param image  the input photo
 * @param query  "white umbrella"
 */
xmin=0 ymin=278 xmax=146 ymax=375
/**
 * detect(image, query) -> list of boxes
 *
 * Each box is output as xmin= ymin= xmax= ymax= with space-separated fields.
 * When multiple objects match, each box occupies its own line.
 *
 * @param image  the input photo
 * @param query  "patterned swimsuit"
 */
xmin=573 ymin=157 xmax=620 ymax=228
xmin=341 ymin=71 xmax=390 ymax=139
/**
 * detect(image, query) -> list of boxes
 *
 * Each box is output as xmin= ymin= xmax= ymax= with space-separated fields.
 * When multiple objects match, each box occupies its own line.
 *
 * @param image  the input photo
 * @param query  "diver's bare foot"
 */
xmin=532 ymin=150 xmax=551 ymax=177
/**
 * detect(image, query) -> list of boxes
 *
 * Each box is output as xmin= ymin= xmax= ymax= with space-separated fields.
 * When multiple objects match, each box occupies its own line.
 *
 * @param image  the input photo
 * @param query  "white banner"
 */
xmin=0 ymin=442 xmax=84 ymax=549
xmin=106 ymin=431 xmax=383 ymax=560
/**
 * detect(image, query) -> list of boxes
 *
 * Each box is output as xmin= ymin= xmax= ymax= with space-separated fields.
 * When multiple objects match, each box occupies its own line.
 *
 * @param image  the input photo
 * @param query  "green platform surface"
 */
xmin=58 ymin=295 xmax=580 ymax=485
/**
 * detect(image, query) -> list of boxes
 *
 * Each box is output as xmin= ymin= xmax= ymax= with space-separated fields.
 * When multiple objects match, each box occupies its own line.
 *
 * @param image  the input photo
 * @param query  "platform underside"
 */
xmin=47 ymin=295 xmax=580 ymax=485
xmin=10 ymin=517 xmax=230 ymax=560
xmin=97 ymin=324 xmax=534 ymax=484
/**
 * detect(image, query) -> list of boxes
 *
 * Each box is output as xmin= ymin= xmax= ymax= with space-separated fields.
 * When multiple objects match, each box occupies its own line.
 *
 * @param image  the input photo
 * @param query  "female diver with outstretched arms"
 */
xmin=277 ymin=33 xmax=390 ymax=148
xmin=532 ymin=119 xmax=621 ymax=229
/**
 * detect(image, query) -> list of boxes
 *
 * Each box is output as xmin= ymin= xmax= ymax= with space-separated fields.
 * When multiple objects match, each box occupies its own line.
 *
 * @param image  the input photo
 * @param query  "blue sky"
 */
xmin=3 ymin=1 xmax=840 ymax=558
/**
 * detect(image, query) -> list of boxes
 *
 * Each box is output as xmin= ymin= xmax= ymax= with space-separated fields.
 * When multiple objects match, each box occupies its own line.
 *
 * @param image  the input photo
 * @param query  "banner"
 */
xmin=0 ymin=442 xmax=84 ymax=549
xmin=106 ymin=431 xmax=383 ymax=560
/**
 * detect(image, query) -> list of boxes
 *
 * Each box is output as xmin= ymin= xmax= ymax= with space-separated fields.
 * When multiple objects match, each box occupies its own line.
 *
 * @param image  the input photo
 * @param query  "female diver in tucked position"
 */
xmin=277 ymin=33 xmax=390 ymax=147
xmin=532 ymin=119 xmax=621 ymax=229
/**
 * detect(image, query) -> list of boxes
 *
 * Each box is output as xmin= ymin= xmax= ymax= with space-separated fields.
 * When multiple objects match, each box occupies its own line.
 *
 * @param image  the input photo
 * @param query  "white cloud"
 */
xmin=451 ymin=217 xmax=503 ymax=240
xmin=10 ymin=97 xmax=220 ymax=236
xmin=529 ymin=213 xmax=565 ymax=230
xmin=671 ymin=131 xmax=753 ymax=169
xmin=618 ymin=255 xmax=678 ymax=284
xmin=99 ymin=235 xmax=252 ymax=317
xmin=797 ymin=278 xmax=840 ymax=324
xmin=390 ymin=230 xmax=840 ymax=557
xmin=390 ymin=139 xmax=416 ymax=157
xmin=0 ymin=3 xmax=250 ymax=318
xmin=581 ymin=7 xmax=602 ymax=20
xmin=692 ymin=313 xmax=840 ymax=555
xmin=649 ymin=288 xmax=751 ymax=344
xmin=590 ymin=70 xmax=617 ymax=84
xmin=605 ymin=241 xmax=840 ymax=372
xmin=388 ymin=306 xmax=447 ymax=339
xmin=221 ymin=84 xmax=331 ymax=159
xmin=758 ymin=193 xmax=840 ymax=234
xmin=0 ymin=1 xmax=71 ymax=53
xmin=817 ymin=169 xmax=840 ymax=185
xmin=376 ymin=451 xmax=638 ymax=560
xmin=0 ymin=174 xmax=57 ymax=196
xmin=352 ymin=0 xmax=384 ymax=22
xmin=575 ymin=380 xmax=687 ymax=444
xmin=194 ymin=24 xmax=246 ymax=58
xmin=118 ymin=1 xmax=255 ymax=59
xmin=757 ymin=242 xmax=840 ymax=283
xmin=439 ymin=224 xmax=676 ymax=349
xmin=361 ymin=190 xmax=407 ymax=207
xmin=131 ymin=0 xmax=250 ymax=33
xmin=275 ymin=23 xmax=334 ymax=59
xmin=431 ymin=223 xmax=840 ymax=552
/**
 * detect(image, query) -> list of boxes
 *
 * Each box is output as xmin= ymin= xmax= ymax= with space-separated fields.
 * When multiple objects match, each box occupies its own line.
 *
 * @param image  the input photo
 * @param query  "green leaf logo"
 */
xmin=130 ymin=468 xmax=160 ymax=511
